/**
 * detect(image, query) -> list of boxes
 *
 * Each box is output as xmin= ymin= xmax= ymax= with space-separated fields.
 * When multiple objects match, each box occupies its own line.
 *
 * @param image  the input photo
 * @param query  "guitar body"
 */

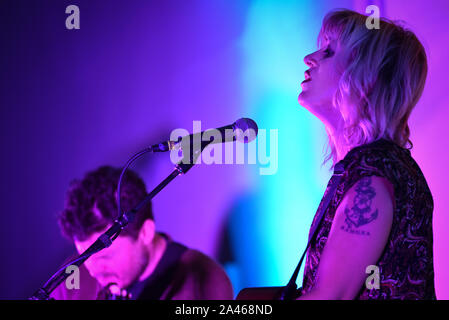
xmin=236 ymin=287 xmax=285 ymax=300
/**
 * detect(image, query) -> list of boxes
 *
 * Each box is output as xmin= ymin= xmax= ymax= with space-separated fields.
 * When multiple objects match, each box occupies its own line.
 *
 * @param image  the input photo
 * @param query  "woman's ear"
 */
xmin=138 ymin=219 xmax=155 ymax=245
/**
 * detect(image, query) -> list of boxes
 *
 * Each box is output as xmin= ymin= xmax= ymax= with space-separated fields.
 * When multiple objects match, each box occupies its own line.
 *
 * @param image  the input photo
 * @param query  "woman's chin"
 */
xmin=297 ymin=91 xmax=310 ymax=108
xmin=297 ymin=93 xmax=321 ymax=118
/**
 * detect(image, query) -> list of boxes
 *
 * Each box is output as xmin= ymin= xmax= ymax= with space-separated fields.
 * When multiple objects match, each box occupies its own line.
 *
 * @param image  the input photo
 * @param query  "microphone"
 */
xmin=151 ymin=118 xmax=258 ymax=153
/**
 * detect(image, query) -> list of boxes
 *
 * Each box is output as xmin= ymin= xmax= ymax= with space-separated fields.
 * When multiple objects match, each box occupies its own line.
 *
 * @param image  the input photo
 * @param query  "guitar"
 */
xmin=236 ymin=164 xmax=344 ymax=301
xmin=236 ymin=287 xmax=301 ymax=300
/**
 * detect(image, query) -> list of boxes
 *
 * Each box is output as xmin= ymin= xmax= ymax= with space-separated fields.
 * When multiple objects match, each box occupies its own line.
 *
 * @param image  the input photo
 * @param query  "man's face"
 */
xmin=74 ymin=228 xmax=149 ymax=289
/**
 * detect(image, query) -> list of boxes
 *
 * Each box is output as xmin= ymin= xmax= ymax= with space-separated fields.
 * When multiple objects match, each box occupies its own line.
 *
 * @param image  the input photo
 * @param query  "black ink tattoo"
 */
xmin=341 ymin=176 xmax=378 ymax=236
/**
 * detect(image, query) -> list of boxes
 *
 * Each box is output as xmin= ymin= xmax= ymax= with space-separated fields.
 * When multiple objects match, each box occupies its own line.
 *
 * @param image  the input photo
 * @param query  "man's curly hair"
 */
xmin=58 ymin=166 xmax=154 ymax=241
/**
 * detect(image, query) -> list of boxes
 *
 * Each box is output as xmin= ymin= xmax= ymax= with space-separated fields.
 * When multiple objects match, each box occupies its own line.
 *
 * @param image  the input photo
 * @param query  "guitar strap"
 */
xmin=280 ymin=160 xmax=346 ymax=300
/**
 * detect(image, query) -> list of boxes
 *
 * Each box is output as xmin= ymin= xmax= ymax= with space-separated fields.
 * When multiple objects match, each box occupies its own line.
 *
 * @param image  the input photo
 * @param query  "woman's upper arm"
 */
xmin=309 ymin=175 xmax=394 ymax=300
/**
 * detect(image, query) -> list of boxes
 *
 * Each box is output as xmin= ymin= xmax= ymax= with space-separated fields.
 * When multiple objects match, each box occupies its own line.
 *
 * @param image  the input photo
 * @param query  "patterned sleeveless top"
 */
xmin=300 ymin=139 xmax=436 ymax=299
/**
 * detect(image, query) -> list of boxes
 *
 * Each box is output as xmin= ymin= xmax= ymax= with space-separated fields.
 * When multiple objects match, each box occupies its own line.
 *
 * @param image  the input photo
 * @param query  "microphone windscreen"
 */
xmin=234 ymin=118 xmax=258 ymax=143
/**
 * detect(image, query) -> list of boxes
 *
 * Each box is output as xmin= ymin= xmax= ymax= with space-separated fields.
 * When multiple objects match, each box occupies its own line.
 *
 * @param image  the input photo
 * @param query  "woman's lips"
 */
xmin=304 ymin=70 xmax=312 ymax=81
xmin=301 ymin=78 xmax=312 ymax=85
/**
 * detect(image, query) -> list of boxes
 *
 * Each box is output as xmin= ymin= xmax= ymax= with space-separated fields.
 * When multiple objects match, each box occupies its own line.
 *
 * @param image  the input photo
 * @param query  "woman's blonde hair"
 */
xmin=318 ymin=9 xmax=428 ymax=165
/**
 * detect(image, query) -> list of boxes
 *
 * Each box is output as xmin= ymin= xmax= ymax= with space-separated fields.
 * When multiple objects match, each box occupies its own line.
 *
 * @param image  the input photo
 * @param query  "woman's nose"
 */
xmin=304 ymin=53 xmax=317 ymax=68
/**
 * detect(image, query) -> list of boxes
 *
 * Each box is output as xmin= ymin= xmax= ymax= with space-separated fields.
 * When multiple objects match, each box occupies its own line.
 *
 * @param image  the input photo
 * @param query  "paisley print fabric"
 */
xmin=300 ymin=139 xmax=436 ymax=300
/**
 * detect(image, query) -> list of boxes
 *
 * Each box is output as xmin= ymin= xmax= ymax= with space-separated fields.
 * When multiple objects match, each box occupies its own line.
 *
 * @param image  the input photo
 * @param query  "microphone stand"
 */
xmin=30 ymin=157 xmax=199 ymax=300
xmin=30 ymin=117 xmax=258 ymax=299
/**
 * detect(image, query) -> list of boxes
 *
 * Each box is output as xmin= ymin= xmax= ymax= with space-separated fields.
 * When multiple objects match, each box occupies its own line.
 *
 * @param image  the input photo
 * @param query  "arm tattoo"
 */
xmin=340 ymin=176 xmax=378 ymax=236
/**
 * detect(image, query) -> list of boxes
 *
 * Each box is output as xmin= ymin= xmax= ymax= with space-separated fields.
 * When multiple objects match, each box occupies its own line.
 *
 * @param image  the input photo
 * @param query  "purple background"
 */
xmin=1 ymin=0 xmax=448 ymax=299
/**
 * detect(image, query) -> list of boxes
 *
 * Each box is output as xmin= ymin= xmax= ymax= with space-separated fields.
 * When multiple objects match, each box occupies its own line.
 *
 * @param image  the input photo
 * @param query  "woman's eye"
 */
xmin=323 ymin=47 xmax=334 ymax=58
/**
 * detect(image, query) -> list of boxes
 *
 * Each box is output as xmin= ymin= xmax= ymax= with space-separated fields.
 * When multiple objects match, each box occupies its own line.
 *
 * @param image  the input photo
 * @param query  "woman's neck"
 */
xmin=325 ymin=122 xmax=350 ymax=163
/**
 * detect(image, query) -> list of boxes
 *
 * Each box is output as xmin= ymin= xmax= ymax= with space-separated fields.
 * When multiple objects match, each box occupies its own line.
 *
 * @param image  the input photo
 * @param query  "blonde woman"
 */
xmin=297 ymin=9 xmax=435 ymax=299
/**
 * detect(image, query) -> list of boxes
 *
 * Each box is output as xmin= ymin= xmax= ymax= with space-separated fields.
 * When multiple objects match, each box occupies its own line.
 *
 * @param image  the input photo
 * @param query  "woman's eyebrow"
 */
xmin=318 ymin=35 xmax=331 ymax=48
